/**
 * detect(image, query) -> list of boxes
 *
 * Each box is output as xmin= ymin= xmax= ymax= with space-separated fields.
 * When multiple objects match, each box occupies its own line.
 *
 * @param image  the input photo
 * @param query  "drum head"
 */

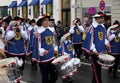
xmin=0 ymin=58 xmax=17 ymax=68
xmin=98 ymin=54 xmax=115 ymax=61
xmin=52 ymin=54 xmax=70 ymax=65
xmin=98 ymin=54 xmax=115 ymax=67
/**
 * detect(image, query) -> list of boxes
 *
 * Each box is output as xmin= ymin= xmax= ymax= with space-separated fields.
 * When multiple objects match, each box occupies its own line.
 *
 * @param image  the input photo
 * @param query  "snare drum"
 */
xmin=71 ymin=58 xmax=81 ymax=68
xmin=97 ymin=54 xmax=115 ymax=67
xmin=52 ymin=54 xmax=70 ymax=65
xmin=0 ymin=57 xmax=21 ymax=82
xmin=52 ymin=54 xmax=70 ymax=72
xmin=52 ymin=55 xmax=81 ymax=78
xmin=60 ymin=58 xmax=81 ymax=78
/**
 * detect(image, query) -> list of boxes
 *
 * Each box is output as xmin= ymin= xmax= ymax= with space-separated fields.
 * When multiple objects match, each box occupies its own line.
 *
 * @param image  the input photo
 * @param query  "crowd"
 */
xmin=0 ymin=11 xmax=120 ymax=83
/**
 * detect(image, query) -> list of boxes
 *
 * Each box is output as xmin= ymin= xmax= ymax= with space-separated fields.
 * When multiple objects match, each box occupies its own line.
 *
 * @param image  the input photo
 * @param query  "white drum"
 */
xmin=60 ymin=58 xmax=81 ymax=78
xmin=97 ymin=54 xmax=115 ymax=67
xmin=0 ymin=57 xmax=21 ymax=82
xmin=52 ymin=56 xmax=81 ymax=79
xmin=0 ymin=69 xmax=11 ymax=83
xmin=52 ymin=54 xmax=70 ymax=65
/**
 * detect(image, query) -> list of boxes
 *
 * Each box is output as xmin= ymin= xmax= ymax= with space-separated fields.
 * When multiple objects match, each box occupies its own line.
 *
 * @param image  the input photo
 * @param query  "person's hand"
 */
xmin=44 ymin=50 xmax=48 ymax=55
xmin=90 ymin=50 xmax=98 ymax=56
xmin=0 ymin=49 xmax=5 ymax=56
xmin=54 ymin=50 xmax=58 ymax=57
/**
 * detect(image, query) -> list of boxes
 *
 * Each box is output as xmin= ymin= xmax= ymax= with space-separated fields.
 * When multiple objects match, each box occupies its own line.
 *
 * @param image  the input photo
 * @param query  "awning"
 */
xmin=29 ymin=0 xmax=39 ymax=6
xmin=8 ymin=1 xmax=17 ymax=8
xmin=18 ymin=0 xmax=27 ymax=7
xmin=41 ymin=0 xmax=53 ymax=5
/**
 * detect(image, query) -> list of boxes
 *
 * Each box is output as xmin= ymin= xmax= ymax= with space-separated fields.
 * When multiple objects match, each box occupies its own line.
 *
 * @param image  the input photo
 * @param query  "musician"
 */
xmin=69 ymin=18 xmax=85 ymax=58
xmin=59 ymin=33 xmax=74 ymax=58
xmin=49 ymin=18 xmax=58 ymax=57
xmin=82 ymin=12 xmax=110 ymax=83
xmin=107 ymin=21 xmax=120 ymax=78
xmin=32 ymin=14 xmax=58 ymax=83
xmin=27 ymin=19 xmax=38 ymax=69
xmin=5 ymin=20 xmax=28 ymax=75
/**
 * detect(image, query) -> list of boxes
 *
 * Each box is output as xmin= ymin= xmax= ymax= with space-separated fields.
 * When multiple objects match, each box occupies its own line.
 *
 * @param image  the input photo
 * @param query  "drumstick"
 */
xmin=7 ymin=41 xmax=15 ymax=45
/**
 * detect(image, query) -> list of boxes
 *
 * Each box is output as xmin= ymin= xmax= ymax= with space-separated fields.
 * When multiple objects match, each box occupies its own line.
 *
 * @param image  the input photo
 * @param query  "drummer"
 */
xmin=5 ymin=17 xmax=28 ymax=75
xmin=59 ymin=32 xmax=74 ymax=58
xmin=82 ymin=12 xmax=110 ymax=83
xmin=32 ymin=14 xmax=58 ymax=83
xmin=107 ymin=20 xmax=120 ymax=78
xmin=69 ymin=18 xmax=85 ymax=58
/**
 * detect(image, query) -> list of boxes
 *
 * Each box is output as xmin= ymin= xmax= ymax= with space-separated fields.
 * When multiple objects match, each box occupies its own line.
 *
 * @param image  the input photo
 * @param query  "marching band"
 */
xmin=0 ymin=11 xmax=120 ymax=83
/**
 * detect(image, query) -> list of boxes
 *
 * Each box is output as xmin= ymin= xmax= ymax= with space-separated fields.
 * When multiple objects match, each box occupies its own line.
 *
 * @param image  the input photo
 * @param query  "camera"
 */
xmin=16 ymin=28 xmax=20 ymax=32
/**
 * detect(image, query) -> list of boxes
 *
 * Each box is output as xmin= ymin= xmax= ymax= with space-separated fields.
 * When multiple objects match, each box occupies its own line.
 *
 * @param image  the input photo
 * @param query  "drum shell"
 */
xmin=59 ymin=60 xmax=76 ymax=77
xmin=52 ymin=55 xmax=70 ymax=71
xmin=59 ymin=58 xmax=81 ymax=78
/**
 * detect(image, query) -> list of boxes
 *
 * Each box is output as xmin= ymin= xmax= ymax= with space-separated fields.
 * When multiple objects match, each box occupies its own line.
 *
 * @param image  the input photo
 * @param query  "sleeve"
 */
xmin=105 ymin=39 xmax=110 ymax=46
xmin=78 ymin=25 xmax=85 ymax=33
xmin=0 ymin=43 xmax=4 ymax=50
xmin=82 ymin=26 xmax=93 ymax=52
xmin=90 ymin=43 xmax=97 ymax=53
xmin=118 ymin=32 xmax=120 ymax=37
xmin=32 ymin=36 xmax=38 ymax=60
xmin=6 ymin=31 xmax=15 ymax=40
xmin=1 ymin=27 xmax=5 ymax=38
xmin=108 ymin=31 xmax=115 ymax=41
xmin=69 ymin=26 xmax=75 ymax=34
xmin=20 ymin=29 xmax=28 ymax=40
xmin=38 ymin=34 xmax=45 ymax=57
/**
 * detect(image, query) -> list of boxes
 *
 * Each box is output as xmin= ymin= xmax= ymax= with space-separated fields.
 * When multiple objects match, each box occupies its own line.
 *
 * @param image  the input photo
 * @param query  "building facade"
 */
xmin=111 ymin=0 xmax=120 ymax=23
xmin=0 ymin=0 xmax=120 ymax=26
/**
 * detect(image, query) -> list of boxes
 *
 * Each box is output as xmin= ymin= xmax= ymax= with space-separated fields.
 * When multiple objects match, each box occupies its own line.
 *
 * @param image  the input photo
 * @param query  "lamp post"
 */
xmin=72 ymin=3 xmax=79 ymax=18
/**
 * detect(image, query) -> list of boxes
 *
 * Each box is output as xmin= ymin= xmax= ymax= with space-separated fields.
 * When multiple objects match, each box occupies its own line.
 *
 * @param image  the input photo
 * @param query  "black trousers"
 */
xmin=91 ymin=55 xmax=102 ymax=83
xmin=74 ymin=44 xmax=82 ymax=58
xmin=39 ymin=61 xmax=58 ymax=83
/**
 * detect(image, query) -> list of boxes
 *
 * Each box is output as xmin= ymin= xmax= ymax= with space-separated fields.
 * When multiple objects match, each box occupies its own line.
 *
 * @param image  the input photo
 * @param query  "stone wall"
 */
xmin=111 ymin=0 xmax=120 ymax=23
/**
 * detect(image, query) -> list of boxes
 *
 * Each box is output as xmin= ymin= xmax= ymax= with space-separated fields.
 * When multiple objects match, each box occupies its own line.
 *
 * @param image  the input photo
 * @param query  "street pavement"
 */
xmin=21 ymin=60 xmax=120 ymax=83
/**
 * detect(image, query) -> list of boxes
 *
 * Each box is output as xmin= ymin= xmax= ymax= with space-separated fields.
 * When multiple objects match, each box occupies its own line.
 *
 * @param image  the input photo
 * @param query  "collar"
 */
xmin=37 ymin=26 xmax=53 ymax=33
xmin=64 ymin=40 xmax=71 ymax=44
xmin=92 ymin=19 xmax=105 ymax=28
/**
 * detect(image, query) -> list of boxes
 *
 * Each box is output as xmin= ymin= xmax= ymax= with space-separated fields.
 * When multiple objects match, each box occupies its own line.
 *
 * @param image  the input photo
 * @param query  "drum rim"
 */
xmin=0 ymin=58 xmax=17 ymax=68
xmin=97 ymin=61 xmax=115 ymax=67
xmin=52 ymin=55 xmax=70 ymax=64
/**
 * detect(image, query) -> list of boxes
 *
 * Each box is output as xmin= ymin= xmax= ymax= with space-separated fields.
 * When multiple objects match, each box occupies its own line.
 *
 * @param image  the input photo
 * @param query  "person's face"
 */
xmin=49 ymin=21 xmax=54 ymax=27
xmin=96 ymin=17 xmax=105 ymax=24
xmin=1 ymin=22 xmax=6 ymax=27
xmin=31 ymin=22 xmax=36 ymax=26
xmin=42 ymin=18 xmax=50 ymax=28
